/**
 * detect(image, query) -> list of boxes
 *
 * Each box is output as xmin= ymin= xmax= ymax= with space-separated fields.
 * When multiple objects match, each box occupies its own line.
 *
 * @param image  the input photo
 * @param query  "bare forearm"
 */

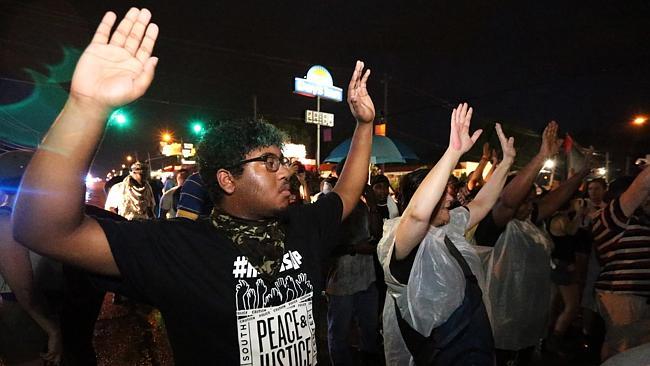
xmin=0 ymin=227 xmax=57 ymax=332
xmin=332 ymin=122 xmax=373 ymax=218
xmin=538 ymin=168 xmax=589 ymax=221
xmin=468 ymin=157 xmax=489 ymax=190
xmin=299 ymin=179 xmax=311 ymax=201
xmin=394 ymin=148 xmax=460 ymax=259
xmin=620 ymin=168 xmax=650 ymax=216
xmin=405 ymin=148 xmax=460 ymax=222
xmin=468 ymin=158 xmax=513 ymax=227
xmin=485 ymin=162 xmax=497 ymax=182
xmin=13 ymin=97 xmax=109 ymax=246
xmin=500 ymin=154 xmax=545 ymax=209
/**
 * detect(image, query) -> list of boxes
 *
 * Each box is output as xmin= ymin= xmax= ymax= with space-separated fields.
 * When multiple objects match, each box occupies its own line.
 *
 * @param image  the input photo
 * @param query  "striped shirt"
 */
xmin=592 ymin=198 xmax=650 ymax=296
xmin=177 ymin=173 xmax=213 ymax=218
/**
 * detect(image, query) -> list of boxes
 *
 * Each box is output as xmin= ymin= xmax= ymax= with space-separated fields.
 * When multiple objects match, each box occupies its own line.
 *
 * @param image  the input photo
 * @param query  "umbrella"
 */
xmin=391 ymin=138 xmax=419 ymax=162
xmin=324 ymin=135 xmax=417 ymax=164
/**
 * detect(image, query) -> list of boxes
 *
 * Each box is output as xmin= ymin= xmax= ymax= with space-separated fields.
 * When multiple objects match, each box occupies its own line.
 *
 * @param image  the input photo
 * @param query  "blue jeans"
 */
xmin=327 ymin=283 xmax=380 ymax=366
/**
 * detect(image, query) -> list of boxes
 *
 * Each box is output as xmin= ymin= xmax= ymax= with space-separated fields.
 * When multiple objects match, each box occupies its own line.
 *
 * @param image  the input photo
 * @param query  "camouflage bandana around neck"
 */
xmin=210 ymin=210 xmax=286 ymax=279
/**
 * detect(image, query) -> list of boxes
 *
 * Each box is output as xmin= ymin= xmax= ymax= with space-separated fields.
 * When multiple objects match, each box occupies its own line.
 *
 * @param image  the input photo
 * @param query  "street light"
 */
xmin=544 ymin=159 xmax=556 ymax=169
xmin=126 ymin=155 xmax=133 ymax=162
xmin=161 ymin=131 xmax=173 ymax=143
xmin=633 ymin=115 xmax=647 ymax=126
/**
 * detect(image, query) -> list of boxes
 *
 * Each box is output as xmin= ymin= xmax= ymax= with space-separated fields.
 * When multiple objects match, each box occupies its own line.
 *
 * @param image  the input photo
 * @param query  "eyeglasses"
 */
xmin=233 ymin=153 xmax=291 ymax=173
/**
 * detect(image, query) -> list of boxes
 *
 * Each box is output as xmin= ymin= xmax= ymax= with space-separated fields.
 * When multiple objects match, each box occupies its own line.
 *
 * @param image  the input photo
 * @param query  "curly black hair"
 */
xmin=197 ymin=119 xmax=287 ymax=204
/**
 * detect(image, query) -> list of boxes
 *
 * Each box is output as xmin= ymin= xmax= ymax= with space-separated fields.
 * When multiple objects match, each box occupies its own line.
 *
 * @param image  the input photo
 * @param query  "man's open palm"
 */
xmin=70 ymin=8 xmax=159 ymax=108
xmin=347 ymin=61 xmax=375 ymax=124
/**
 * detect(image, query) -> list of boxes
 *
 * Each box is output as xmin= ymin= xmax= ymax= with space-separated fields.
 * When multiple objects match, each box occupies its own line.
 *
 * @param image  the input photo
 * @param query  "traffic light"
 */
xmin=189 ymin=120 xmax=205 ymax=135
xmin=109 ymin=109 xmax=129 ymax=127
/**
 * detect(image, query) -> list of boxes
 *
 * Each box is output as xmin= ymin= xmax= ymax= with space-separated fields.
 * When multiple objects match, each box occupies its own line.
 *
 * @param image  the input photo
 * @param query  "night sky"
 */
xmin=1 ymin=0 xmax=648 ymax=177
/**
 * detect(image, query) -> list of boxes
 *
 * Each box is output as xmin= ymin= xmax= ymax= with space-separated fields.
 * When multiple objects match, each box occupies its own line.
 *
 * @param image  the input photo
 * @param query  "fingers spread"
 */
xmin=124 ymin=8 xmax=152 ymax=56
xmin=109 ymin=7 xmax=139 ymax=47
xmin=91 ymin=12 xmax=117 ymax=44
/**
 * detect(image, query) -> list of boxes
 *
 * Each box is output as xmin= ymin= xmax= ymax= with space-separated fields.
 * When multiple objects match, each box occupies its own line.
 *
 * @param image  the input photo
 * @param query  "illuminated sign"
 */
xmin=162 ymin=142 xmax=182 ymax=156
xmin=374 ymin=123 xmax=386 ymax=136
xmin=294 ymin=65 xmax=343 ymax=102
xmin=305 ymin=110 xmax=334 ymax=127
xmin=283 ymin=143 xmax=307 ymax=159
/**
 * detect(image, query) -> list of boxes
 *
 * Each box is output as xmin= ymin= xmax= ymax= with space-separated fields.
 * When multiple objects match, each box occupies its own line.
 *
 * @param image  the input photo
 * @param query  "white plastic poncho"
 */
xmin=377 ymin=207 xmax=488 ymax=366
xmin=479 ymin=219 xmax=554 ymax=351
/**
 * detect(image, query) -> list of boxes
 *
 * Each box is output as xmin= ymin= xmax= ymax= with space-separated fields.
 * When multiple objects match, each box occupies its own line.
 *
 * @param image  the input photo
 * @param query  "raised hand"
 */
xmin=244 ymin=288 xmax=256 ymax=310
xmin=70 ymin=8 xmax=159 ymax=109
xmin=491 ymin=149 xmax=499 ymax=165
xmin=495 ymin=123 xmax=516 ymax=163
xmin=235 ymin=280 xmax=250 ymax=310
xmin=449 ymin=103 xmax=482 ymax=154
xmin=482 ymin=142 xmax=491 ymax=160
xmin=538 ymin=121 xmax=563 ymax=159
xmin=347 ymin=61 xmax=375 ymax=124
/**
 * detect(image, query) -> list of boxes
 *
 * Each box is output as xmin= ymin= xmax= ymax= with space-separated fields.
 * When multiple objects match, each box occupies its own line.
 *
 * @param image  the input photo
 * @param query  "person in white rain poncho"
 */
xmin=378 ymin=103 xmax=516 ymax=366
xmin=471 ymin=121 xmax=594 ymax=366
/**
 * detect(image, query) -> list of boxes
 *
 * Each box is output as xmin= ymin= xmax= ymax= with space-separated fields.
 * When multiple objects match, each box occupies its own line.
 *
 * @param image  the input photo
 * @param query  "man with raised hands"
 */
xmin=472 ymin=121 xmax=594 ymax=365
xmin=13 ymin=8 xmax=376 ymax=365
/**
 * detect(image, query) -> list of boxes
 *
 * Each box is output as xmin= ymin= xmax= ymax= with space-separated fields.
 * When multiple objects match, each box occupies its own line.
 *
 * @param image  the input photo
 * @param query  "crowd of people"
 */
xmin=1 ymin=7 xmax=649 ymax=366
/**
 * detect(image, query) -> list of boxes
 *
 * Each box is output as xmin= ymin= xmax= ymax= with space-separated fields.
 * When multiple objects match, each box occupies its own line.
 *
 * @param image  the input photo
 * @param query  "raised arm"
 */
xmin=290 ymin=161 xmax=311 ymax=203
xmin=332 ymin=61 xmax=375 ymax=220
xmin=12 ymin=9 xmax=159 ymax=275
xmin=484 ymin=148 xmax=499 ymax=182
xmin=467 ymin=142 xmax=491 ymax=190
xmin=466 ymin=124 xmax=515 ymax=228
xmin=394 ymin=103 xmax=482 ymax=259
xmin=491 ymin=121 xmax=563 ymax=227
xmin=536 ymin=151 xmax=593 ymax=221
xmin=0 ymin=215 xmax=61 ymax=364
xmin=618 ymin=164 xmax=650 ymax=217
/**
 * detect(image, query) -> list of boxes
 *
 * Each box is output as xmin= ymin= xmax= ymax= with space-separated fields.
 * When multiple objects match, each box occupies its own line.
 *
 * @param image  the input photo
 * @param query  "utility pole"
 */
xmin=383 ymin=73 xmax=389 ymax=118
xmin=253 ymin=95 xmax=258 ymax=122
xmin=316 ymin=96 xmax=321 ymax=172
xmin=605 ymin=151 xmax=610 ymax=183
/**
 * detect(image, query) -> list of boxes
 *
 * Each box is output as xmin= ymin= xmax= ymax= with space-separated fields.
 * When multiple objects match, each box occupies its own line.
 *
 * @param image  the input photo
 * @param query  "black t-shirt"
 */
xmin=96 ymin=193 xmax=343 ymax=365
xmin=548 ymin=213 xmax=578 ymax=263
xmin=389 ymin=243 xmax=420 ymax=284
xmin=377 ymin=204 xmax=390 ymax=220
xmin=473 ymin=211 xmax=505 ymax=248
